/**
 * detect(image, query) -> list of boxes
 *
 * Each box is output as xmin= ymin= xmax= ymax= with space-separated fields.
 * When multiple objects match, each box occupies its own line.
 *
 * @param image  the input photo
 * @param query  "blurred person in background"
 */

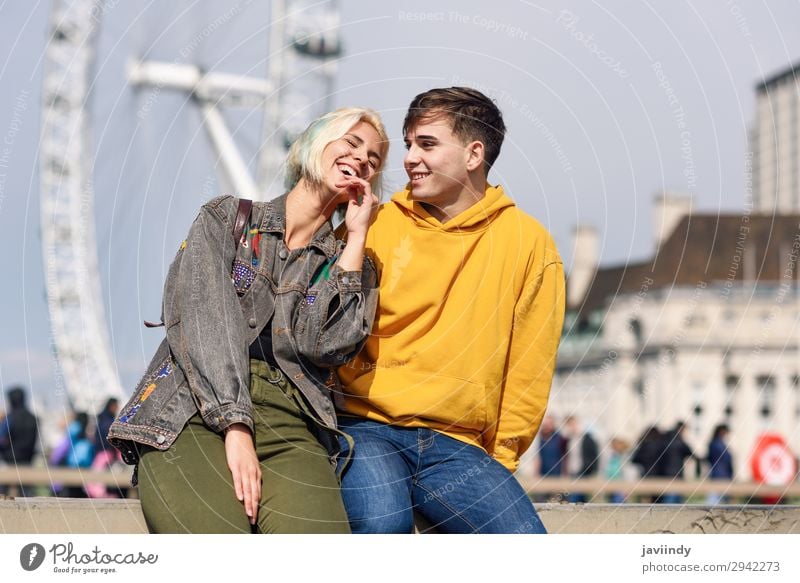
xmin=50 ymin=411 xmax=94 ymax=497
xmin=632 ymin=425 xmax=664 ymax=503
xmin=538 ymin=416 xmax=566 ymax=478
xmin=0 ymin=386 xmax=39 ymax=496
xmin=706 ymin=423 xmax=733 ymax=505
xmin=93 ymin=398 xmax=119 ymax=460
xmin=86 ymin=398 xmax=125 ymax=498
xmin=563 ymin=415 xmax=599 ymax=503
xmin=660 ymin=421 xmax=696 ymax=504
xmin=605 ymin=437 xmax=630 ymax=503
xmin=534 ymin=415 xmax=566 ymax=502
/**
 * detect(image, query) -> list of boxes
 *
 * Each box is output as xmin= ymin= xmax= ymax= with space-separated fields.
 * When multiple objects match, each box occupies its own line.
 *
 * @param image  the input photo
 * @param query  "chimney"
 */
xmin=568 ymin=224 xmax=598 ymax=308
xmin=654 ymin=191 xmax=692 ymax=249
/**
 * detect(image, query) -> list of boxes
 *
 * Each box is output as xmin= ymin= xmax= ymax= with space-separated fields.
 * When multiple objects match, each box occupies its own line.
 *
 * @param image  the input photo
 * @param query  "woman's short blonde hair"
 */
xmin=284 ymin=107 xmax=389 ymax=193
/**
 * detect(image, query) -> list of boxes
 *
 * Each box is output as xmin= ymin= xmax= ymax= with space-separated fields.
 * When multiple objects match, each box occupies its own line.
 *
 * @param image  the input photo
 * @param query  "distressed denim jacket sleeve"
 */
xmin=164 ymin=197 xmax=253 ymax=434
xmin=292 ymin=256 xmax=378 ymax=368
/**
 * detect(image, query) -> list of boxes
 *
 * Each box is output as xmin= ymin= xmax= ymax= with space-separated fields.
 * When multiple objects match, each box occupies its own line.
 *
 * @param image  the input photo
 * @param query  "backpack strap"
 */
xmin=233 ymin=198 xmax=253 ymax=249
xmin=143 ymin=198 xmax=254 ymax=329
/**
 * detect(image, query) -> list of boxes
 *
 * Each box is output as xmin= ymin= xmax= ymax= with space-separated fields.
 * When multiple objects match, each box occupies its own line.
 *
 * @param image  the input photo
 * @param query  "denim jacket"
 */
xmin=108 ymin=194 xmax=378 ymax=472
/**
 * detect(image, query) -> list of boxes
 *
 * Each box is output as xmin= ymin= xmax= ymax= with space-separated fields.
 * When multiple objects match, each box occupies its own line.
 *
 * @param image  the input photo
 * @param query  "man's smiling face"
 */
xmin=403 ymin=116 xmax=471 ymax=209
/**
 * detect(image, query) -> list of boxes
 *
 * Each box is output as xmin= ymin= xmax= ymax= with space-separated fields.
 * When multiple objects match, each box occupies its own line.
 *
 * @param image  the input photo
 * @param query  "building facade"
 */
xmin=551 ymin=209 xmax=800 ymax=480
xmin=752 ymin=62 xmax=800 ymax=213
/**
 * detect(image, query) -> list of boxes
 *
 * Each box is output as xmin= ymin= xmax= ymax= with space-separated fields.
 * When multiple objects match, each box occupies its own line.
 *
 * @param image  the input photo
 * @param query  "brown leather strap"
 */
xmin=233 ymin=198 xmax=253 ymax=247
xmin=143 ymin=198 xmax=254 ymax=329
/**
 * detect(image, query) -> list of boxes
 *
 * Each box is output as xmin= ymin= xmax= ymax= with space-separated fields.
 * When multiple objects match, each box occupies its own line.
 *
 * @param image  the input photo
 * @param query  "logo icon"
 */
xmin=19 ymin=543 xmax=46 ymax=571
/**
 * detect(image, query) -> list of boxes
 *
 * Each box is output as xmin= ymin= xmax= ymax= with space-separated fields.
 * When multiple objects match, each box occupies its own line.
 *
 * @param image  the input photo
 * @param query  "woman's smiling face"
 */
xmin=320 ymin=120 xmax=384 ymax=201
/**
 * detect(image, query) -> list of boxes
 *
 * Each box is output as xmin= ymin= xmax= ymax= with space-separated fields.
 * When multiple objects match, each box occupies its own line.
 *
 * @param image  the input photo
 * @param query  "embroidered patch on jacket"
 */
xmin=231 ymin=259 xmax=256 ymax=295
xmin=250 ymin=226 xmax=261 ymax=267
xmin=310 ymin=254 xmax=338 ymax=286
xmin=140 ymin=383 xmax=157 ymax=401
xmin=118 ymin=404 xmax=141 ymax=424
xmin=155 ymin=360 xmax=172 ymax=379
xmin=118 ymin=356 xmax=173 ymax=424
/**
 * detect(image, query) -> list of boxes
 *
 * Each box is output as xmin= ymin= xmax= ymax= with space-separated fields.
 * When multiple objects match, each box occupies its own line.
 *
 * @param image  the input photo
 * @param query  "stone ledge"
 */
xmin=2 ymin=498 xmax=799 ymax=534
xmin=1 ymin=498 xmax=148 ymax=534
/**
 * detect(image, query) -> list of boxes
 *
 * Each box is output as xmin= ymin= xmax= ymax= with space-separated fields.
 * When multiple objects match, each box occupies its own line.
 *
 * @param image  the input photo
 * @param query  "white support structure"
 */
xmin=257 ymin=0 xmax=288 ymax=197
xmin=40 ymin=0 xmax=123 ymax=413
xmin=129 ymin=1 xmax=341 ymax=201
xmin=257 ymin=1 xmax=341 ymax=196
xmin=127 ymin=60 xmax=274 ymax=109
xmin=199 ymin=102 xmax=260 ymax=197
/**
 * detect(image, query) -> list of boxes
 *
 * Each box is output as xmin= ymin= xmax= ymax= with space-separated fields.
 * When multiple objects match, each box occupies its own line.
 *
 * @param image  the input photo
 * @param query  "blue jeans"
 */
xmin=337 ymin=418 xmax=546 ymax=534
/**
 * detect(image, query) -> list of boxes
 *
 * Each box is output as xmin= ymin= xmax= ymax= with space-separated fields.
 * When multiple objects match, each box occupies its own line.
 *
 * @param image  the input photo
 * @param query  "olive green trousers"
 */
xmin=137 ymin=359 xmax=350 ymax=533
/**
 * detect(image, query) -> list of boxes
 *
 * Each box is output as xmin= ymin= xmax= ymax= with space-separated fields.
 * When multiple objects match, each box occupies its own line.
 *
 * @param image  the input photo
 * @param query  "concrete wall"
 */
xmin=2 ymin=498 xmax=798 ymax=534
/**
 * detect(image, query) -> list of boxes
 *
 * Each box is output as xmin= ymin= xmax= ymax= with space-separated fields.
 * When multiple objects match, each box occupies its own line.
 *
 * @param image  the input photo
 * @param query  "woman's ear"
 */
xmin=465 ymin=140 xmax=485 ymax=172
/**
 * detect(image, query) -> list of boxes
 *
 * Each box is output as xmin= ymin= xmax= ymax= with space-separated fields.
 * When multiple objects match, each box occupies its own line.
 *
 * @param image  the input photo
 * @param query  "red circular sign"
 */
xmin=750 ymin=433 xmax=797 ymax=486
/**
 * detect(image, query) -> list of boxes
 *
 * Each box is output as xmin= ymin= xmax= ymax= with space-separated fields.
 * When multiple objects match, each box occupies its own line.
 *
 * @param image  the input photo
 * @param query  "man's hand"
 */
xmin=224 ymin=423 xmax=261 ymax=526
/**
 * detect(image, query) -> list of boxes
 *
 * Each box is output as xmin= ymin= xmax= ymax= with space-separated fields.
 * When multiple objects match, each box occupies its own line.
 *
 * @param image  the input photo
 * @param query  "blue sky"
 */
xmin=1 ymin=0 xmax=799 ymax=408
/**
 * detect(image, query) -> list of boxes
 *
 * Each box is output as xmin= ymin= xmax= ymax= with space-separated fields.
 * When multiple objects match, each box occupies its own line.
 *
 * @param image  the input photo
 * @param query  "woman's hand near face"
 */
xmin=337 ymin=176 xmax=379 ymax=238
xmin=224 ymin=423 xmax=261 ymax=526
xmin=335 ymin=175 xmax=379 ymax=272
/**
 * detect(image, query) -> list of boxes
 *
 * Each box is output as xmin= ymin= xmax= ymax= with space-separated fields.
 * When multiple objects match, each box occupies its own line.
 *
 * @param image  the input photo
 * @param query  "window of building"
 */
xmin=633 ymin=378 xmax=645 ymax=398
xmin=629 ymin=318 xmax=643 ymax=344
xmin=724 ymin=375 xmax=738 ymax=419
xmin=757 ymin=375 xmax=776 ymax=419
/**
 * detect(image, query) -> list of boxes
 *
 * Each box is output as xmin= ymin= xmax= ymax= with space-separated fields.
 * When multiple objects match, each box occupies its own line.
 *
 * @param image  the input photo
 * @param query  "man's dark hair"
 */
xmin=403 ymin=87 xmax=506 ymax=171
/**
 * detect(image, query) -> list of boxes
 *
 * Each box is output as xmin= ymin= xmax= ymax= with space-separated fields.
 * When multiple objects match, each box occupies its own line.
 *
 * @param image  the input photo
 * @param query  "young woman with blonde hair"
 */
xmin=109 ymin=107 xmax=388 ymax=533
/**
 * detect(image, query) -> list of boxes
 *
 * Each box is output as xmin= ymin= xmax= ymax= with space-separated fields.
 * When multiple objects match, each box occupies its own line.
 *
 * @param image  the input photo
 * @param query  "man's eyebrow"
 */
xmin=407 ymin=134 xmax=439 ymax=142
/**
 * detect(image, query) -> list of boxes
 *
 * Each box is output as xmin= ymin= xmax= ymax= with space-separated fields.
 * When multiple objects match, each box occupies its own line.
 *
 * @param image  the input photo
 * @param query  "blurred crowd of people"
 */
xmin=529 ymin=414 xmax=738 ymax=504
xmin=0 ymin=386 xmax=125 ymax=498
xmin=0 ymin=385 xmax=782 ymax=505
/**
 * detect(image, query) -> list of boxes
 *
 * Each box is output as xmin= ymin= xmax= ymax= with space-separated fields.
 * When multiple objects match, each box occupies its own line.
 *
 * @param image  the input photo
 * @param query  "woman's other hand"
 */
xmin=224 ymin=423 xmax=261 ymax=526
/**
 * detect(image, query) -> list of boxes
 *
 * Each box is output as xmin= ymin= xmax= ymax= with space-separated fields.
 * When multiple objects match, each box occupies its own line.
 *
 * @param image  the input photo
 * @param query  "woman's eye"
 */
xmin=345 ymin=138 xmax=357 ymax=147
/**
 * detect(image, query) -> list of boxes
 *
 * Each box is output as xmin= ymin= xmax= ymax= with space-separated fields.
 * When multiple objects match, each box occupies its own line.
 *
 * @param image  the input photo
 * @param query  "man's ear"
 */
xmin=465 ymin=140 xmax=485 ymax=172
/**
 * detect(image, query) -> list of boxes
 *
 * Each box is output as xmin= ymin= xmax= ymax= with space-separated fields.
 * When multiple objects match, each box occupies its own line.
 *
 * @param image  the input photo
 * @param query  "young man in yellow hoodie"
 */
xmin=336 ymin=87 xmax=565 ymax=533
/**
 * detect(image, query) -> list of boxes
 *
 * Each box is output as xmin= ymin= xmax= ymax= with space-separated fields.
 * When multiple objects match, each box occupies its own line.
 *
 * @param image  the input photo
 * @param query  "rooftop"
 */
xmin=572 ymin=213 xmax=800 ymax=315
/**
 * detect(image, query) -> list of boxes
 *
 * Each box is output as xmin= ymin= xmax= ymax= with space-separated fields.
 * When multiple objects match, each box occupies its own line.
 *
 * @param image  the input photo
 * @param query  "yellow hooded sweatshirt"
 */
xmin=338 ymin=184 xmax=565 ymax=471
